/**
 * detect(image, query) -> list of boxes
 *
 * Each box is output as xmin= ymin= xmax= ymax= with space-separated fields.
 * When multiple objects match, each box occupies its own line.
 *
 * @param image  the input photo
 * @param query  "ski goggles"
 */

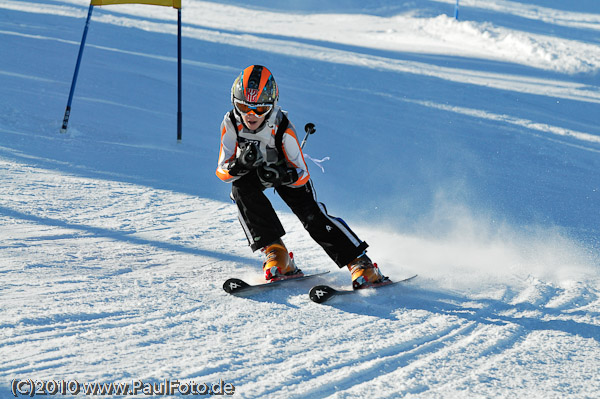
xmin=234 ymin=99 xmax=273 ymax=116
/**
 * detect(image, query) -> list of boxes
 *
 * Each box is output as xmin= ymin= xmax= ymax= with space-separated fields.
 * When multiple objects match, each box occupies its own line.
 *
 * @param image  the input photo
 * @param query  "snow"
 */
xmin=1 ymin=0 xmax=599 ymax=398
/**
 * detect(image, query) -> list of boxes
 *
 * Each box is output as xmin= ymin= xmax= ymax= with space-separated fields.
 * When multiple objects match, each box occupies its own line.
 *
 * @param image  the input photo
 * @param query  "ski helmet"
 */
xmin=231 ymin=65 xmax=278 ymax=107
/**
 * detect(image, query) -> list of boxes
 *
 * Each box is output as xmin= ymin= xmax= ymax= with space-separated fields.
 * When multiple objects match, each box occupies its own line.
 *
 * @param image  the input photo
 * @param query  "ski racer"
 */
xmin=216 ymin=65 xmax=386 ymax=289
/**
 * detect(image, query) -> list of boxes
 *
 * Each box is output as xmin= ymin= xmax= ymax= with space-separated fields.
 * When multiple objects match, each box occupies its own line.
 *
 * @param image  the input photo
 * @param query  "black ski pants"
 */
xmin=231 ymin=172 xmax=368 ymax=268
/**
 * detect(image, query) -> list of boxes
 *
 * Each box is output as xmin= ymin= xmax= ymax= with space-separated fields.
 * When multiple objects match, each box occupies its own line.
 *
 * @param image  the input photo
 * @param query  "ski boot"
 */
xmin=262 ymin=240 xmax=301 ymax=281
xmin=348 ymin=253 xmax=387 ymax=289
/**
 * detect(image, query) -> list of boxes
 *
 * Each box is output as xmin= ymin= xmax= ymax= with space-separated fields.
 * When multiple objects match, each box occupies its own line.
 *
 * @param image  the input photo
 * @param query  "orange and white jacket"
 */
xmin=216 ymin=107 xmax=310 ymax=187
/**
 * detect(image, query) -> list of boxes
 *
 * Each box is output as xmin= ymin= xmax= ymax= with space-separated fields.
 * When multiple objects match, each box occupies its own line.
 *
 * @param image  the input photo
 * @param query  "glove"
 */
xmin=236 ymin=142 xmax=263 ymax=169
xmin=228 ymin=142 xmax=263 ymax=176
xmin=227 ymin=158 xmax=249 ymax=177
xmin=257 ymin=164 xmax=299 ymax=187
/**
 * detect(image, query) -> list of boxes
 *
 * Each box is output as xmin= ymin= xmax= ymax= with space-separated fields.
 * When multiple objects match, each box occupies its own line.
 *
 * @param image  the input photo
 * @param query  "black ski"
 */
xmin=223 ymin=271 xmax=330 ymax=296
xmin=308 ymin=274 xmax=418 ymax=304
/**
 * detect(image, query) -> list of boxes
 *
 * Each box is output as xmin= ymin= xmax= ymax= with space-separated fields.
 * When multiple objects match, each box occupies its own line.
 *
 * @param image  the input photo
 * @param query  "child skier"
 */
xmin=216 ymin=65 xmax=386 ymax=289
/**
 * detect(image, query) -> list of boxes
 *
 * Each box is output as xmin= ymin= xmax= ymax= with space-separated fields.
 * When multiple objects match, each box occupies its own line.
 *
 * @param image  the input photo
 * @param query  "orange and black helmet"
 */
xmin=231 ymin=65 xmax=279 ymax=106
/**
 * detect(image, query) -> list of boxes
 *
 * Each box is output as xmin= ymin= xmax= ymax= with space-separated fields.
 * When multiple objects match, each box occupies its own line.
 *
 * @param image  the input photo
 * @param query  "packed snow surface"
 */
xmin=1 ymin=0 xmax=599 ymax=398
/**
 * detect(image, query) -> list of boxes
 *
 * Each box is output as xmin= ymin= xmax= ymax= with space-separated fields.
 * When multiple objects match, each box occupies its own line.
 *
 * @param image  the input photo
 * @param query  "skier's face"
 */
xmin=241 ymin=111 xmax=265 ymax=131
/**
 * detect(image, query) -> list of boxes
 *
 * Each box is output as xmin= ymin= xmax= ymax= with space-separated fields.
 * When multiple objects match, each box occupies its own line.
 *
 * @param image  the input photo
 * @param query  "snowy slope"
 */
xmin=1 ymin=0 xmax=599 ymax=398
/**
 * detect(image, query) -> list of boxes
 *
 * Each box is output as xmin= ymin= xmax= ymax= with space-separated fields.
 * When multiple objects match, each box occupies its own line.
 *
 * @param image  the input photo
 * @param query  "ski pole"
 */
xmin=301 ymin=123 xmax=316 ymax=149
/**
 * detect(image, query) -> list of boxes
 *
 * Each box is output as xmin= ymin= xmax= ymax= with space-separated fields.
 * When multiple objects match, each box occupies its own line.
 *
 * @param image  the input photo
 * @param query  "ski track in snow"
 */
xmin=431 ymin=0 xmax=600 ymax=32
xmin=1 ymin=155 xmax=599 ymax=398
xmin=2 ymin=0 xmax=600 ymax=114
xmin=1 ymin=0 xmax=600 ymax=398
xmin=14 ymin=0 xmax=600 ymax=74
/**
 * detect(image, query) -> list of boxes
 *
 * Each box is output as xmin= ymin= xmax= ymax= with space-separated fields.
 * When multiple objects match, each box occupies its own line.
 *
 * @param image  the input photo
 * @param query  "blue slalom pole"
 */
xmin=454 ymin=0 xmax=459 ymax=20
xmin=61 ymin=3 xmax=94 ymax=133
xmin=177 ymin=7 xmax=182 ymax=141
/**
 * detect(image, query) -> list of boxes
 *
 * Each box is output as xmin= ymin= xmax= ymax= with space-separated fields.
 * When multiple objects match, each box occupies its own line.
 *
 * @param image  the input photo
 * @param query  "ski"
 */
xmin=308 ymin=274 xmax=418 ymax=304
xmin=223 ymin=271 xmax=330 ymax=296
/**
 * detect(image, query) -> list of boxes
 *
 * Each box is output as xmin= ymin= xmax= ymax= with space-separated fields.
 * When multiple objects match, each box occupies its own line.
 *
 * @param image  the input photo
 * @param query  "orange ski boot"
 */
xmin=262 ymin=240 xmax=300 ymax=281
xmin=348 ymin=253 xmax=387 ymax=289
